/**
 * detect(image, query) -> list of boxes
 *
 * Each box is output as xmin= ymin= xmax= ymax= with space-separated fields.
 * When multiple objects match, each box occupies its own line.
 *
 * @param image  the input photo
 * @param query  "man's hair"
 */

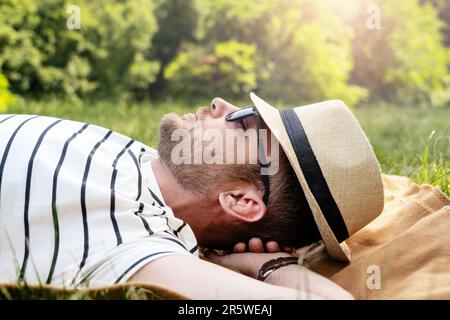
xmin=213 ymin=149 xmax=322 ymax=249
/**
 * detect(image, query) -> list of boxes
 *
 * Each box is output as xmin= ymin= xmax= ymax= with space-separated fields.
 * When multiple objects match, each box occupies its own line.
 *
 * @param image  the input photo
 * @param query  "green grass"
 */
xmin=353 ymin=104 xmax=449 ymax=196
xmin=5 ymin=98 xmax=449 ymax=196
xmin=0 ymin=283 xmax=185 ymax=300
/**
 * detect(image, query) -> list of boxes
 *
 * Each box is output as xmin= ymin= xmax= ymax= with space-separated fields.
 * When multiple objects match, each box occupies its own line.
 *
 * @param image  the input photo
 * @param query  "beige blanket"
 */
xmin=305 ymin=174 xmax=450 ymax=299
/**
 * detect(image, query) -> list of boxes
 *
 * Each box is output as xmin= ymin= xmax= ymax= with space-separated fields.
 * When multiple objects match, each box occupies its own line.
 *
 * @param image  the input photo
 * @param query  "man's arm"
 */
xmin=204 ymin=251 xmax=353 ymax=299
xmin=127 ymin=254 xmax=350 ymax=299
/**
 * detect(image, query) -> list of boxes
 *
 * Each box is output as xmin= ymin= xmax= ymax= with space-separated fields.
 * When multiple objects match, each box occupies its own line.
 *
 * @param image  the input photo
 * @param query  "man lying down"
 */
xmin=0 ymin=93 xmax=384 ymax=299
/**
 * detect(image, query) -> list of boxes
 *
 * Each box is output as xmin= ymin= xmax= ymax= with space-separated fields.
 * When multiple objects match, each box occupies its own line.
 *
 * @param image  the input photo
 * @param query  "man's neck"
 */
xmin=151 ymin=159 xmax=188 ymax=215
xmin=151 ymin=158 xmax=229 ymax=247
xmin=151 ymin=159 xmax=218 ymax=217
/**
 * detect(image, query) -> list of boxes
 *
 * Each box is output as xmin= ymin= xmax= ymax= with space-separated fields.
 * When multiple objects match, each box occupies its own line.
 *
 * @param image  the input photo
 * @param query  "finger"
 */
xmin=203 ymin=250 xmax=223 ymax=264
xmin=233 ymin=242 xmax=247 ymax=253
xmin=283 ymin=246 xmax=295 ymax=253
xmin=248 ymin=238 xmax=264 ymax=253
xmin=265 ymin=241 xmax=281 ymax=253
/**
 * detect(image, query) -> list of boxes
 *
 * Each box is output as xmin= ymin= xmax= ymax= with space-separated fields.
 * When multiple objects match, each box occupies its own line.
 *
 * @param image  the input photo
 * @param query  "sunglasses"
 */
xmin=225 ymin=107 xmax=270 ymax=205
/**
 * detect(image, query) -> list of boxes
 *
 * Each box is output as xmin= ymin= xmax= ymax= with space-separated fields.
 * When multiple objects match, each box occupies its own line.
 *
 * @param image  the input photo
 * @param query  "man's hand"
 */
xmin=204 ymin=250 xmax=354 ymax=300
xmin=232 ymin=237 xmax=294 ymax=254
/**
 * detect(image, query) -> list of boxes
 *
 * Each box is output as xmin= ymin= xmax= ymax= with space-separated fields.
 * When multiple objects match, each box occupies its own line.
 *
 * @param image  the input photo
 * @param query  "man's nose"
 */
xmin=210 ymin=97 xmax=239 ymax=119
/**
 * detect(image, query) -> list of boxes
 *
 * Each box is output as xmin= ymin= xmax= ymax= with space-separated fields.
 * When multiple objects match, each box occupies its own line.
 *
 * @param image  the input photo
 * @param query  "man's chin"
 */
xmin=161 ymin=112 xmax=183 ymax=128
xmin=161 ymin=112 xmax=198 ymax=131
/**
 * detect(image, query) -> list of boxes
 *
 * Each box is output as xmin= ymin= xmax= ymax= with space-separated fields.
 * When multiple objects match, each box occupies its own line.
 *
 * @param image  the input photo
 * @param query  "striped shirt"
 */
xmin=0 ymin=114 xmax=198 ymax=288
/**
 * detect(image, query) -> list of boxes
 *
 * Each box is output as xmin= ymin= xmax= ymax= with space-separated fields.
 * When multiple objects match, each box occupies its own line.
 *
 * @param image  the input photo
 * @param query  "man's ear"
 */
xmin=218 ymin=187 xmax=267 ymax=223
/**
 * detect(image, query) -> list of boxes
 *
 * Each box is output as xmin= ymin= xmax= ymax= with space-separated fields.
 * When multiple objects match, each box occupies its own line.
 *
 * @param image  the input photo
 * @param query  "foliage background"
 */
xmin=0 ymin=0 xmax=449 ymax=106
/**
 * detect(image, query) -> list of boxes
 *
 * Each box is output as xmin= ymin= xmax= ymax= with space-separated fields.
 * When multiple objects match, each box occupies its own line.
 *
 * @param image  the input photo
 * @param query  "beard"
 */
xmin=158 ymin=110 xmax=230 ymax=195
xmin=158 ymin=113 xmax=197 ymax=189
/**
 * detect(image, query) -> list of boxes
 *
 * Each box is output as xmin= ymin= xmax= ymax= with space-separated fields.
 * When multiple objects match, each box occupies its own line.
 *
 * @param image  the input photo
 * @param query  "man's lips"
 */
xmin=180 ymin=106 xmax=208 ymax=123
xmin=195 ymin=106 xmax=210 ymax=121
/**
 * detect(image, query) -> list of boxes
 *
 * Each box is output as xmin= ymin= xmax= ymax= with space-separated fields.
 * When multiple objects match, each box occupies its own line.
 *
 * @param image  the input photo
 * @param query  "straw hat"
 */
xmin=250 ymin=92 xmax=384 ymax=262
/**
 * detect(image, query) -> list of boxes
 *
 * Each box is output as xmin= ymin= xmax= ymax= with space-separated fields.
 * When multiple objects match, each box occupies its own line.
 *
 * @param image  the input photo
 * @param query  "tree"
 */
xmin=423 ymin=0 xmax=450 ymax=46
xmin=193 ymin=0 xmax=367 ymax=105
xmin=149 ymin=0 xmax=198 ymax=97
xmin=349 ymin=0 xmax=450 ymax=105
xmin=0 ymin=73 xmax=15 ymax=111
xmin=0 ymin=0 xmax=159 ymax=99
xmin=165 ymin=41 xmax=259 ymax=100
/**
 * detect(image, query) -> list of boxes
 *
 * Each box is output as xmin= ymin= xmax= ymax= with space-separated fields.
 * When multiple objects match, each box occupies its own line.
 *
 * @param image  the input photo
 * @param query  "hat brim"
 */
xmin=250 ymin=92 xmax=351 ymax=262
